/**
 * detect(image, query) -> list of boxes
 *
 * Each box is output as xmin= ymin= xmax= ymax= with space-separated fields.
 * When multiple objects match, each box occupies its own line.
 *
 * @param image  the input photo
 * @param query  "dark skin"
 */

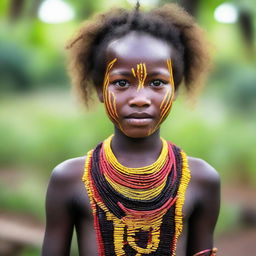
xmin=42 ymin=32 xmax=220 ymax=256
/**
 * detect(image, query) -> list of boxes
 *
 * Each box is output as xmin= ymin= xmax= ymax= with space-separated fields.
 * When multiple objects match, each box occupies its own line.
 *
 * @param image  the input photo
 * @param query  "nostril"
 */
xmin=129 ymin=97 xmax=151 ymax=107
xmin=130 ymin=103 xmax=150 ymax=108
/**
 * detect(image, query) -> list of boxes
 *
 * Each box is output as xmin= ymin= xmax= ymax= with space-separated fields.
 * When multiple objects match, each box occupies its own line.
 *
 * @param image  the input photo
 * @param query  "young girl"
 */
xmin=42 ymin=3 xmax=220 ymax=256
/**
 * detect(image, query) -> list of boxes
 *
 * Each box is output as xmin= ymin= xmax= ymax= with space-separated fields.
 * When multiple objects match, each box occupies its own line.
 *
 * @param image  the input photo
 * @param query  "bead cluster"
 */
xmin=82 ymin=135 xmax=191 ymax=256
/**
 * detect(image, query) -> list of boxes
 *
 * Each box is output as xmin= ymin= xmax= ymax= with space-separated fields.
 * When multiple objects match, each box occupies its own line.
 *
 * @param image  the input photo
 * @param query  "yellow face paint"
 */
xmin=103 ymin=59 xmax=175 ymax=137
xmin=148 ymin=59 xmax=175 ymax=135
xmin=103 ymin=58 xmax=123 ymax=130
xmin=131 ymin=62 xmax=147 ymax=91
xmin=131 ymin=68 xmax=136 ymax=78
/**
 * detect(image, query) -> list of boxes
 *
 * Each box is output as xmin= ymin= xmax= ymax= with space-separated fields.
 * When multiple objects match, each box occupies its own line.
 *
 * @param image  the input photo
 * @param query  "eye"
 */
xmin=112 ymin=79 xmax=129 ymax=88
xmin=150 ymin=79 xmax=167 ymax=87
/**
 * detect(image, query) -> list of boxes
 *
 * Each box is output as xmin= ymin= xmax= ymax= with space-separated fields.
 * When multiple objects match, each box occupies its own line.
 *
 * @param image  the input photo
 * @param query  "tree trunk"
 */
xmin=238 ymin=10 xmax=254 ymax=56
xmin=8 ymin=0 xmax=25 ymax=22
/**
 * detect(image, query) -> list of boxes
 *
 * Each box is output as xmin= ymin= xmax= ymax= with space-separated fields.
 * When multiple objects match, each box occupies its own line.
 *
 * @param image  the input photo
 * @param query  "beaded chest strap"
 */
xmin=83 ymin=136 xmax=191 ymax=256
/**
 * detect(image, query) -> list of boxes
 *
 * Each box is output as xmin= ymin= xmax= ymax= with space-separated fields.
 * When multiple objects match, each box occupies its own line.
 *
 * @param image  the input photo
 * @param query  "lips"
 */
xmin=125 ymin=112 xmax=153 ymax=126
xmin=126 ymin=112 xmax=153 ymax=118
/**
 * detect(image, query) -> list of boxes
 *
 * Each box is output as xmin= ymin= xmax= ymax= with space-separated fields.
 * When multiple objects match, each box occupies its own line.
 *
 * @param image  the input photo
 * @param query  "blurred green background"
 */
xmin=0 ymin=0 xmax=255 ymax=255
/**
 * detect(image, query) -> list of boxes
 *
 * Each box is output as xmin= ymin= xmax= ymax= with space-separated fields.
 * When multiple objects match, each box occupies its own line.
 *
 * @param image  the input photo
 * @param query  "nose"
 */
xmin=128 ymin=90 xmax=151 ymax=108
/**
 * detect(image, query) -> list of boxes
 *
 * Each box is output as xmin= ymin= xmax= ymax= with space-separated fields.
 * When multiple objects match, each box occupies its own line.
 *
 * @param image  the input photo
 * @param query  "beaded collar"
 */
xmin=83 ymin=135 xmax=191 ymax=256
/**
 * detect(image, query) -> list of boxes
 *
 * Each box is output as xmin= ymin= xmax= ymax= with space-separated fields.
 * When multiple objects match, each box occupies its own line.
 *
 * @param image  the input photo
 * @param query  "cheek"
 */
xmin=159 ymin=89 xmax=173 ymax=118
xmin=154 ymin=87 xmax=173 ymax=116
xmin=104 ymin=88 xmax=119 ymax=122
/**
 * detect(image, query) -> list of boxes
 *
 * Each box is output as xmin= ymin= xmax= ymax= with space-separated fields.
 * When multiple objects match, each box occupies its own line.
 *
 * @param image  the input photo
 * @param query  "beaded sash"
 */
xmin=83 ymin=136 xmax=191 ymax=256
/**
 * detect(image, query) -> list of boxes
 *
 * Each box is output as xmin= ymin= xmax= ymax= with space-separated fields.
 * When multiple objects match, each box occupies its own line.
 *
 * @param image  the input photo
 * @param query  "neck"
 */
xmin=110 ymin=127 xmax=163 ymax=168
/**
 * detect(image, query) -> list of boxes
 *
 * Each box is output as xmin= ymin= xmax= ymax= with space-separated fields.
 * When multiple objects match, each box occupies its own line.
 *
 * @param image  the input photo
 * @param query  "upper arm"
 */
xmin=42 ymin=165 xmax=75 ymax=256
xmin=186 ymin=159 xmax=221 ymax=256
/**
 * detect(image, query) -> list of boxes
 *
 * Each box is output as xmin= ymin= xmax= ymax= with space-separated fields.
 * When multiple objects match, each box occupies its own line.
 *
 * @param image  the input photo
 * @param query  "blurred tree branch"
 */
xmin=8 ymin=0 xmax=25 ymax=22
xmin=238 ymin=10 xmax=254 ymax=56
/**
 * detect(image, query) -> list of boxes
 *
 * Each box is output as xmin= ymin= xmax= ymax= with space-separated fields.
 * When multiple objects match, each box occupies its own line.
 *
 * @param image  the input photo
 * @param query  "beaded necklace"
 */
xmin=83 ymin=135 xmax=191 ymax=256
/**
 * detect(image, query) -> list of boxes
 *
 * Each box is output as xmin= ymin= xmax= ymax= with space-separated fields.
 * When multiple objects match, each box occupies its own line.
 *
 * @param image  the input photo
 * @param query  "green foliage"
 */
xmin=0 ymin=91 xmax=112 ymax=172
xmin=20 ymin=248 xmax=40 ymax=256
xmin=0 ymin=40 xmax=32 ymax=91
xmin=214 ymin=62 xmax=256 ymax=115
xmin=0 ymin=174 xmax=45 ymax=219
xmin=215 ymin=203 xmax=240 ymax=234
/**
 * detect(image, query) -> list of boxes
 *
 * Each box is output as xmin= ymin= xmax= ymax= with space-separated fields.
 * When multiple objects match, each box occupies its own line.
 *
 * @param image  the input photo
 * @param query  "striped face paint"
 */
xmin=102 ymin=58 xmax=122 ymax=130
xmin=131 ymin=63 xmax=147 ymax=91
xmin=103 ymin=59 xmax=175 ymax=138
xmin=148 ymin=59 xmax=175 ymax=135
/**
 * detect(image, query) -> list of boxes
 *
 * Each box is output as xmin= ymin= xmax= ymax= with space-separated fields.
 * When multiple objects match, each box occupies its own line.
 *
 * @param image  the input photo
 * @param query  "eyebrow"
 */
xmin=109 ymin=71 xmax=132 ymax=77
xmin=109 ymin=70 xmax=170 ymax=77
xmin=147 ymin=71 xmax=170 ymax=77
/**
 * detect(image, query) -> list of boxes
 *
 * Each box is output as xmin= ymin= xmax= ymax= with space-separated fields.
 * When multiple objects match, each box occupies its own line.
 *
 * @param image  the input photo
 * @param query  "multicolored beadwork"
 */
xmin=82 ymin=135 xmax=191 ymax=256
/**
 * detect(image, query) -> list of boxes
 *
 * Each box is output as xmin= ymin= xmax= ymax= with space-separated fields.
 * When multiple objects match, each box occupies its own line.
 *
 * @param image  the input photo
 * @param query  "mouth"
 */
xmin=125 ymin=112 xmax=153 ymax=119
xmin=124 ymin=113 xmax=153 ymax=126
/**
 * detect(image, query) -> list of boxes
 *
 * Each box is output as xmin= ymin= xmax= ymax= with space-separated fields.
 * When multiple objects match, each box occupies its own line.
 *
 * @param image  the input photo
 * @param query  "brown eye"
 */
xmin=150 ymin=79 xmax=166 ymax=87
xmin=112 ymin=80 xmax=129 ymax=88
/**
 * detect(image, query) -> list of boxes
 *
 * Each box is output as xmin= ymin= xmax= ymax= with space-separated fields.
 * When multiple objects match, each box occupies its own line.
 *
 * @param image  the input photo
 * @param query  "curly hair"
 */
xmin=66 ymin=3 xmax=210 ymax=106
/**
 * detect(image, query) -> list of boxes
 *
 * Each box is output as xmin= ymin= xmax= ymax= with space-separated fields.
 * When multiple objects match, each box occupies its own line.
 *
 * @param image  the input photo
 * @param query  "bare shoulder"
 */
xmin=186 ymin=156 xmax=220 ymax=205
xmin=46 ymin=156 xmax=87 ymax=201
xmin=45 ymin=155 xmax=92 ymax=219
xmin=187 ymin=156 xmax=220 ymax=186
xmin=50 ymin=156 xmax=86 ymax=186
xmin=186 ymin=156 xmax=220 ymax=217
xmin=46 ymin=156 xmax=89 ymax=210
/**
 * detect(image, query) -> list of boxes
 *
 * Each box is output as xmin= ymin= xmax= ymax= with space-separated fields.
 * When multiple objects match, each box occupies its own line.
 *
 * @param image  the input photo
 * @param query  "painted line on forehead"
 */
xmin=131 ymin=68 xmax=136 ymax=78
xmin=136 ymin=64 xmax=141 ymax=90
xmin=135 ymin=62 xmax=147 ymax=91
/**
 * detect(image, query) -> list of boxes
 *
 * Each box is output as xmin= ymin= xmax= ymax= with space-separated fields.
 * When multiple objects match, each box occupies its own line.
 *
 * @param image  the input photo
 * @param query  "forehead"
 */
xmin=106 ymin=31 xmax=172 ymax=69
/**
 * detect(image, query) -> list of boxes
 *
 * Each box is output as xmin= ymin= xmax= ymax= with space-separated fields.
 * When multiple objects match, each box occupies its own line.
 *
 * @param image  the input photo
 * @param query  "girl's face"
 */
xmin=98 ymin=31 xmax=175 ymax=138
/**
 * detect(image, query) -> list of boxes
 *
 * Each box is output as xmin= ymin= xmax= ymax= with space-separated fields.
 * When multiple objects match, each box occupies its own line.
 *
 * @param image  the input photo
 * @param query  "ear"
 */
xmin=95 ymin=85 xmax=104 ymax=103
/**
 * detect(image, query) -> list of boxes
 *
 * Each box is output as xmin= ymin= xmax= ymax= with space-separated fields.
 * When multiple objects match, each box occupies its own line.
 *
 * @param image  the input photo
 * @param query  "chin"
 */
xmin=121 ymin=127 xmax=155 ymax=139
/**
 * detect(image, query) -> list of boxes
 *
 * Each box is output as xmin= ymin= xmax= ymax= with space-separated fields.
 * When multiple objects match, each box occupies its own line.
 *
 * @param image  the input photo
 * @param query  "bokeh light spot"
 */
xmin=214 ymin=3 xmax=238 ymax=24
xmin=38 ymin=0 xmax=74 ymax=24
